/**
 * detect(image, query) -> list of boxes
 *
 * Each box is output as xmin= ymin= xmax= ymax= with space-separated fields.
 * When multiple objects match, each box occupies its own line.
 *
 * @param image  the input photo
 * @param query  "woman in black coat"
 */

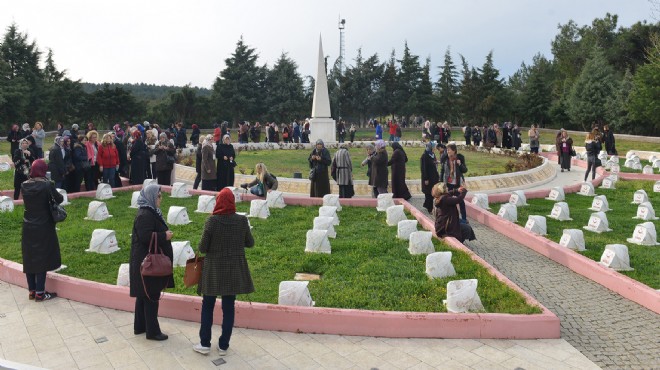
xmin=13 ymin=139 xmax=34 ymax=200
xmin=193 ymin=142 xmax=203 ymax=189
xmin=370 ymin=140 xmax=389 ymax=195
xmin=433 ymin=183 xmax=475 ymax=243
xmin=216 ymin=134 xmax=236 ymax=190
xmin=129 ymin=184 xmax=174 ymax=341
xmin=152 ymin=133 xmax=175 ymax=186
xmin=7 ymin=124 xmax=21 ymax=156
xmin=129 ymin=131 xmax=148 ymax=185
xmin=420 ymin=142 xmax=439 ymax=213
xmin=308 ymin=139 xmax=332 ymax=197
xmin=21 ymin=159 xmax=63 ymax=301
xmin=388 ymin=142 xmax=412 ymax=200
xmin=70 ymin=136 xmax=88 ymax=193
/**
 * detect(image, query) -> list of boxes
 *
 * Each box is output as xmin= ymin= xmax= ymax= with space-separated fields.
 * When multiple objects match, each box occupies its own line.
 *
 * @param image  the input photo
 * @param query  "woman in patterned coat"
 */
xmin=193 ymin=188 xmax=254 ymax=356
xmin=333 ymin=144 xmax=354 ymax=198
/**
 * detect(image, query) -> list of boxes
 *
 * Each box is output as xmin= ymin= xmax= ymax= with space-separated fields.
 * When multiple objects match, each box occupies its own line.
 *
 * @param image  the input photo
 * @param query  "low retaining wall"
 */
xmin=0 ymin=186 xmax=560 ymax=339
xmin=467 ymin=155 xmax=660 ymax=314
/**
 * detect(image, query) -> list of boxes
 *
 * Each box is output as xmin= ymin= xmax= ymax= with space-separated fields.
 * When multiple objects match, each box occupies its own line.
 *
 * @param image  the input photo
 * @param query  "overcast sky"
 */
xmin=1 ymin=0 xmax=654 ymax=88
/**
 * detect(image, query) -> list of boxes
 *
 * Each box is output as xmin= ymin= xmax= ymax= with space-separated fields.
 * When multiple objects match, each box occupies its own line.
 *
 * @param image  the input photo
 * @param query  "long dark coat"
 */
xmin=434 ymin=190 xmax=467 ymax=240
xmin=129 ymin=208 xmax=175 ymax=299
xmin=48 ymin=144 xmax=67 ymax=183
xmin=388 ymin=148 xmax=411 ymax=200
xmin=308 ymin=147 xmax=331 ymax=197
xmin=114 ymin=137 xmax=128 ymax=177
xmin=370 ymin=150 xmax=388 ymax=188
xmin=154 ymin=140 xmax=175 ymax=172
xmin=216 ymin=143 xmax=236 ymax=189
xmin=13 ymin=147 xmax=34 ymax=193
xmin=21 ymin=178 xmax=63 ymax=274
xmin=198 ymin=213 xmax=254 ymax=296
xmin=129 ymin=139 xmax=148 ymax=185
xmin=420 ymin=152 xmax=439 ymax=195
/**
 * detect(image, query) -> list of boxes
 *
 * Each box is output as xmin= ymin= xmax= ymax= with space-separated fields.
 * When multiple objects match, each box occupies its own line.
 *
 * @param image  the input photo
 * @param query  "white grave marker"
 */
xmin=86 ymin=229 xmax=120 ymax=254
xmin=95 ymin=183 xmax=114 ymax=200
xmin=195 ymin=195 xmax=215 ymax=213
xmin=225 ymin=186 xmax=242 ymax=203
xmin=610 ymin=164 xmax=620 ymax=174
xmin=653 ymin=159 xmax=660 ymax=169
xmin=583 ymin=212 xmax=612 ymax=233
xmin=626 ymin=222 xmax=659 ymax=246
xmin=642 ymin=165 xmax=654 ymax=175
xmin=497 ymin=203 xmax=518 ymax=223
xmin=376 ymin=193 xmax=395 ymax=211
xmin=56 ymin=188 xmax=70 ymax=206
xmin=397 ymin=220 xmax=418 ymax=240
xmin=313 ymin=217 xmax=336 ymax=238
xmin=322 ymin=194 xmax=341 ymax=211
xmin=85 ymin=201 xmax=112 ymax=221
xmin=129 ymin=191 xmax=140 ymax=208
xmin=444 ymin=279 xmax=484 ymax=313
xmin=470 ymin=193 xmax=490 ymax=210
xmin=0 ymin=162 xmax=10 ymax=171
xmin=278 ymin=281 xmax=315 ymax=306
xmin=426 ymin=252 xmax=456 ymax=279
xmin=386 ymin=205 xmax=407 ymax=226
xmin=143 ymin=179 xmax=158 ymax=188
xmin=578 ymin=182 xmax=595 ymax=196
xmin=171 ymin=241 xmax=195 ymax=267
xmin=170 ymin=182 xmax=191 ymax=198
xmin=305 ymin=229 xmax=331 ymax=254
xmin=632 ymin=162 xmax=643 ymax=170
xmin=545 ymin=187 xmax=565 ymax=201
xmin=249 ymin=200 xmax=270 ymax=219
xmin=649 ymin=155 xmax=658 ymax=164
xmin=589 ymin=195 xmax=611 ymax=212
xmin=598 ymin=151 xmax=608 ymax=162
xmin=600 ymin=177 xmax=616 ymax=190
xmin=167 ymin=206 xmax=191 ymax=225
xmin=626 ymin=151 xmax=636 ymax=159
xmin=599 ymin=244 xmax=633 ymax=271
xmin=633 ymin=202 xmax=658 ymax=221
xmin=266 ymin=190 xmax=286 ymax=208
xmin=116 ymin=263 xmax=130 ymax=286
xmin=632 ymin=190 xmax=648 ymax=204
xmin=508 ymin=191 xmax=528 ymax=206
xmin=654 ymin=181 xmax=660 ymax=193
xmin=0 ymin=196 xmax=14 ymax=212
xmin=559 ymin=229 xmax=586 ymax=251
xmin=318 ymin=206 xmax=339 ymax=225
xmin=408 ymin=231 xmax=435 ymax=255
xmin=548 ymin=202 xmax=572 ymax=221
xmin=525 ymin=215 xmax=547 ymax=235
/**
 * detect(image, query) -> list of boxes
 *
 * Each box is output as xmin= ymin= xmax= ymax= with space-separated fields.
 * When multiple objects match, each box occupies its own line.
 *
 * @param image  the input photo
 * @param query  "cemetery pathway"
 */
xmin=409 ymin=195 xmax=660 ymax=370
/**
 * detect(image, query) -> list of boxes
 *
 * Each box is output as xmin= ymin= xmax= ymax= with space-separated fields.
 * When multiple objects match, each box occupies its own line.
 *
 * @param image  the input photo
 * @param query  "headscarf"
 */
xmin=12 ymin=124 xmax=18 ymax=131
xmin=30 ymin=159 xmax=48 ymax=178
xmin=425 ymin=141 xmax=435 ymax=159
xmin=136 ymin=124 xmax=145 ymax=138
xmin=54 ymin=136 xmax=63 ymax=146
xmin=131 ymin=130 xmax=142 ymax=139
xmin=391 ymin=141 xmax=408 ymax=162
xmin=22 ymin=123 xmax=30 ymax=131
xmin=202 ymin=134 xmax=214 ymax=148
xmin=61 ymin=136 xmax=71 ymax=149
xmin=137 ymin=184 xmax=165 ymax=223
xmin=315 ymin=139 xmax=324 ymax=147
xmin=222 ymin=134 xmax=231 ymax=144
xmin=375 ymin=139 xmax=386 ymax=150
xmin=213 ymin=187 xmax=236 ymax=216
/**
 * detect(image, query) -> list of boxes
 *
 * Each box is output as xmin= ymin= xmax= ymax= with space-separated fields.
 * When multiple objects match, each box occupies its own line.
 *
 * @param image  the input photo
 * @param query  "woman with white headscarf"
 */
xmin=129 ymin=184 xmax=174 ymax=341
xmin=153 ymin=132 xmax=176 ymax=185
xmin=216 ymin=134 xmax=236 ymax=190
xmin=308 ymin=139 xmax=331 ymax=197
xmin=201 ymin=135 xmax=217 ymax=191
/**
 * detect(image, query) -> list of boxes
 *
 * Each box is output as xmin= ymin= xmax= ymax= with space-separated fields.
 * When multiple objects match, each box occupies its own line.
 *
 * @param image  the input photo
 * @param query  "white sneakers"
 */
xmin=193 ymin=342 xmax=227 ymax=356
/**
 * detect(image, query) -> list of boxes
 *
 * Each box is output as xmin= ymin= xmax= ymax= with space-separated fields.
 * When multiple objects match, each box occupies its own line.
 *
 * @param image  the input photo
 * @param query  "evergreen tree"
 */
xmin=436 ymin=48 xmax=459 ymax=122
xmin=376 ymin=50 xmax=399 ymax=119
xmin=567 ymin=47 xmax=618 ymax=130
xmin=523 ymin=54 xmax=554 ymax=127
xmin=397 ymin=42 xmax=422 ymax=118
xmin=477 ymin=51 xmax=505 ymax=123
xmin=416 ymin=57 xmax=437 ymax=120
xmin=627 ymin=34 xmax=660 ymax=135
xmin=211 ymin=37 xmax=263 ymax=124
xmin=458 ymin=55 xmax=481 ymax=123
xmin=606 ymin=69 xmax=634 ymax=132
xmin=265 ymin=53 xmax=306 ymax=122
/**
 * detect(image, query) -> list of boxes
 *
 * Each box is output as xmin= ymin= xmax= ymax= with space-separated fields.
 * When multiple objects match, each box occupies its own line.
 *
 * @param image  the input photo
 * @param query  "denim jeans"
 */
xmin=102 ymin=167 xmax=116 ymax=187
xmin=199 ymin=295 xmax=236 ymax=350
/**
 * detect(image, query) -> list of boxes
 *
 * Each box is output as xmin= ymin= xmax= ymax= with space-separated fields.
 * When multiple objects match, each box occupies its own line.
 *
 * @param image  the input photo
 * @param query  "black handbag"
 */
xmin=166 ymin=154 xmax=176 ymax=165
xmin=308 ymin=167 xmax=316 ymax=180
xmin=50 ymin=194 xmax=67 ymax=223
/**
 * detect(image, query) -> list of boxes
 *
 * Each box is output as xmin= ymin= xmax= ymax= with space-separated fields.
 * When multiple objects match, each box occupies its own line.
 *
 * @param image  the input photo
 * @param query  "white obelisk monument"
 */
xmin=309 ymin=36 xmax=336 ymax=144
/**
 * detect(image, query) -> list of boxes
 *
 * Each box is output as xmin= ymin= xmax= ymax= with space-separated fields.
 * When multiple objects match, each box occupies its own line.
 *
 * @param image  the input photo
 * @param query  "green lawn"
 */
xmin=0 ymin=169 xmax=13 ymax=191
xmin=490 ymin=180 xmax=659 ymax=289
xmin=227 ymin=146 xmax=517 ymax=180
xmin=0 ymin=191 xmax=540 ymax=314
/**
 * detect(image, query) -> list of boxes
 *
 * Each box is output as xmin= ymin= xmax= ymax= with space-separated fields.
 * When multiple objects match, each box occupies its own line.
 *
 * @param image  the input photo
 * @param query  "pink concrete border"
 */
xmin=0 ymin=190 xmax=560 ymax=339
xmin=466 ymin=195 xmax=660 ymax=315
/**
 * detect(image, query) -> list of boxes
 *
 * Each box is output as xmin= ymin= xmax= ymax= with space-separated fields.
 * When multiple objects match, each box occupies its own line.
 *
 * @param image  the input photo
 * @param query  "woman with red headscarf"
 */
xmin=21 ymin=159 xmax=64 ymax=301
xmin=193 ymin=188 xmax=254 ymax=356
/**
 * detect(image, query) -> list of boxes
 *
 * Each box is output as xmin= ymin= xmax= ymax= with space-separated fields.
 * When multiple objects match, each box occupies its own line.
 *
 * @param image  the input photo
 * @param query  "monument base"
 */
xmin=309 ymin=118 xmax=336 ymax=144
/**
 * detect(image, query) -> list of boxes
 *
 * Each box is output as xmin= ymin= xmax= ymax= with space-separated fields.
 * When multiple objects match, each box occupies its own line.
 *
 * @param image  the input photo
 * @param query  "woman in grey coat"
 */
xmin=333 ymin=144 xmax=354 ymax=198
xmin=194 ymin=188 xmax=254 ymax=356
xmin=200 ymin=135 xmax=217 ymax=191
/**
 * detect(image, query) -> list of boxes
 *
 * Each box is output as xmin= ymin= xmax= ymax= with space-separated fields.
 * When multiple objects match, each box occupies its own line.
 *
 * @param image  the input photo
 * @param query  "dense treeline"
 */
xmin=1 ymin=14 xmax=659 ymax=135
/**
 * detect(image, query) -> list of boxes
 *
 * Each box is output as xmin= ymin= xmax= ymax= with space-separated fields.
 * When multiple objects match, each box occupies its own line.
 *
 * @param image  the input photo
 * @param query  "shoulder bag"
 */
xmin=183 ymin=255 xmax=204 ymax=288
xmin=141 ymin=232 xmax=172 ymax=277
xmin=50 ymin=193 xmax=67 ymax=223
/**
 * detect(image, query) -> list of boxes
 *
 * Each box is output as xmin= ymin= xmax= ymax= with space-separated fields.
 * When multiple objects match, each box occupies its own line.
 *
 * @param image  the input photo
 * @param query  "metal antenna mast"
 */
xmin=338 ymin=17 xmax=346 ymax=74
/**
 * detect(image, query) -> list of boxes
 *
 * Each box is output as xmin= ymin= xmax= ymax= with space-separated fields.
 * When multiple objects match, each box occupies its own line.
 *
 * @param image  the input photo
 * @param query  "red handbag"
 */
xmin=140 ymin=232 xmax=172 ymax=301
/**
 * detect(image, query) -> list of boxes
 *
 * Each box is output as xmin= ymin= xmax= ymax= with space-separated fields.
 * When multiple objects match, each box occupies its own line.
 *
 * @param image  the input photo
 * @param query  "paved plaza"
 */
xmin=0 ymin=161 xmax=658 ymax=369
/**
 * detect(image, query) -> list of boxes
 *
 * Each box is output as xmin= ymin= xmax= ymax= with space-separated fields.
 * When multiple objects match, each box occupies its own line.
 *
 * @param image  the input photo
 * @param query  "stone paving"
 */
xmin=408 ymin=194 xmax=660 ymax=370
xmin=0 ymin=281 xmax=599 ymax=370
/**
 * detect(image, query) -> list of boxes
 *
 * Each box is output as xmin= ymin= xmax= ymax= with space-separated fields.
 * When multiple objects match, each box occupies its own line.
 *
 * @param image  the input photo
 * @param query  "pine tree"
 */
xmin=627 ymin=34 xmax=660 ymax=135
xmin=397 ymin=42 xmax=422 ymax=118
xmin=523 ymin=54 xmax=554 ymax=127
xmin=458 ymin=55 xmax=480 ymax=123
xmin=376 ymin=50 xmax=399 ymax=119
xmin=436 ymin=48 xmax=459 ymax=122
xmin=477 ymin=51 xmax=506 ymax=123
xmin=416 ymin=57 xmax=436 ymax=120
xmin=265 ymin=53 xmax=305 ymax=122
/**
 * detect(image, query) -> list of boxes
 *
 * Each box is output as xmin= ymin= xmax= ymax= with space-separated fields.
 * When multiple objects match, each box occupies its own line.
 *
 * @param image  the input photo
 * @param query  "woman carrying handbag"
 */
xmin=129 ymin=184 xmax=174 ymax=341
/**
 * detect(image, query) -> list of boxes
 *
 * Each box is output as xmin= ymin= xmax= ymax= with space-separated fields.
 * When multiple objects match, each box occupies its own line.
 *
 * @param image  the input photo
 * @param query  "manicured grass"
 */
xmin=230 ymin=146 xmax=516 ymax=180
xmin=614 ymin=157 xmax=660 ymax=174
xmin=0 ymin=169 xmax=13 ymax=192
xmin=490 ymin=180 xmax=660 ymax=289
xmin=536 ymin=131 xmax=660 ymax=154
xmin=0 ymin=191 xmax=540 ymax=314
